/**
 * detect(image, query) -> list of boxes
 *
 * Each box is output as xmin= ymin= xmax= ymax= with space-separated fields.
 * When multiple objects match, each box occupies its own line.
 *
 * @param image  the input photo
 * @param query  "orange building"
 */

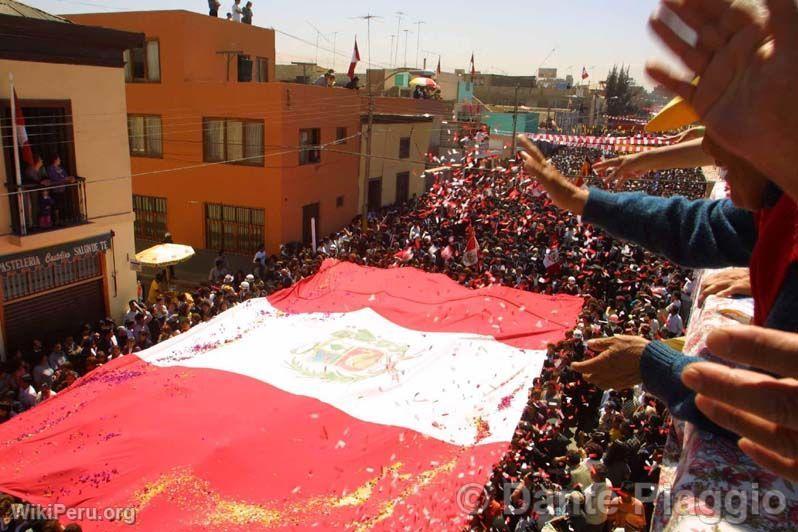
xmin=67 ymin=10 xmax=363 ymax=257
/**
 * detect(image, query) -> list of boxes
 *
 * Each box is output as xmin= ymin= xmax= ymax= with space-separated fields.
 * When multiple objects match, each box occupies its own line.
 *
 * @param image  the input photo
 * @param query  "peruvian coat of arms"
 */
xmin=288 ymin=327 xmax=413 ymax=382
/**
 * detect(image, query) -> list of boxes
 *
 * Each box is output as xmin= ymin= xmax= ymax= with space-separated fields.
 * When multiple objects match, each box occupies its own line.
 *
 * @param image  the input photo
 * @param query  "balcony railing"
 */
xmin=9 ymin=178 xmax=88 ymax=236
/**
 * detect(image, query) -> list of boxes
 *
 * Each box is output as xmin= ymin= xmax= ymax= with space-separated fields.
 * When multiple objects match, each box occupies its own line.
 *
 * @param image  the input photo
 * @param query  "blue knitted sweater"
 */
xmin=582 ymin=188 xmax=798 ymax=438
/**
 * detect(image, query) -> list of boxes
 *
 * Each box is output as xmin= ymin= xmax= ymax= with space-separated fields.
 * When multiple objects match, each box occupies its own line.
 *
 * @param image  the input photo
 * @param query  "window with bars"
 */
xmin=336 ymin=127 xmax=347 ymax=143
xmin=2 ymin=254 xmax=102 ymax=302
xmin=133 ymin=195 xmax=168 ymax=241
xmin=127 ymin=115 xmax=163 ymax=158
xmin=124 ymin=40 xmax=160 ymax=82
xmin=203 ymin=118 xmax=264 ymax=166
xmin=205 ymin=203 xmax=265 ymax=255
xmin=299 ymin=128 xmax=321 ymax=165
xmin=255 ymin=57 xmax=269 ymax=82
xmin=399 ymin=137 xmax=411 ymax=159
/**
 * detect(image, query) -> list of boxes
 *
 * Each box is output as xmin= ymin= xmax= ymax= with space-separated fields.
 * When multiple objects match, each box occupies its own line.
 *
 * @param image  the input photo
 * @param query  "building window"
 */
xmin=203 ymin=118 xmax=264 ymax=166
xmin=255 ymin=57 xmax=269 ymax=82
xmin=336 ymin=195 xmax=344 ymax=208
xmin=299 ymin=128 xmax=321 ymax=165
xmin=205 ymin=203 xmax=265 ymax=255
xmin=336 ymin=127 xmax=347 ymax=143
xmin=237 ymin=54 xmax=253 ymax=82
xmin=133 ymin=195 xmax=168 ymax=241
xmin=399 ymin=137 xmax=411 ymax=159
xmin=127 ymin=115 xmax=163 ymax=158
xmin=124 ymin=40 xmax=160 ymax=82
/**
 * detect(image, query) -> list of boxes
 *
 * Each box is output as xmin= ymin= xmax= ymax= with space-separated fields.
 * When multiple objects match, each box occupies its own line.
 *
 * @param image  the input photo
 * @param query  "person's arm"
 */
xmin=640 ymin=341 xmax=736 ymax=439
xmin=517 ymin=135 xmax=755 ymax=269
xmin=582 ymin=189 xmax=755 ymax=269
xmin=593 ymin=138 xmax=714 ymax=179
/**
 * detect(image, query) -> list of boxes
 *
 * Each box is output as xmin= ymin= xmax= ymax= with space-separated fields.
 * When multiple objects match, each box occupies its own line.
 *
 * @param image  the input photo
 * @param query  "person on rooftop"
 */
xmin=242 ymin=1 xmax=253 ymax=24
xmin=230 ymin=0 xmax=242 ymax=22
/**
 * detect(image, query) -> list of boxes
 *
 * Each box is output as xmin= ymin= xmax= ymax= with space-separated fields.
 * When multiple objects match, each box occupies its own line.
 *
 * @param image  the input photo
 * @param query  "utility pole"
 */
xmin=402 ymin=29 xmax=411 ymax=68
xmin=388 ymin=34 xmax=395 ymax=67
xmin=307 ymin=21 xmax=330 ymax=67
xmin=354 ymin=14 xmax=381 ymax=230
xmin=511 ymin=84 xmax=520 ymax=155
xmin=414 ymin=20 xmax=425 ymax=68
xmin=393 ymin=11 xmax=405 ymax=68
xmin=330 ymin=31 xmax=340 ymax=72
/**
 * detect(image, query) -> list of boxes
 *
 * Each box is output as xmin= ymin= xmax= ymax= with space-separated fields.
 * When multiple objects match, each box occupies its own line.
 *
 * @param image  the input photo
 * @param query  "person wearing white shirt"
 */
xmin=665 ymin=305 xmax=685 ymax=337
xmin=231 ymin=0 xmax=243 ymax=22
xmin=123 ymin=299 xmax=141 ymax=325
xmin=583 ymin=463 xmax=613 ymax=531
xmin=18 ymin=375 xmax=39 ymax=410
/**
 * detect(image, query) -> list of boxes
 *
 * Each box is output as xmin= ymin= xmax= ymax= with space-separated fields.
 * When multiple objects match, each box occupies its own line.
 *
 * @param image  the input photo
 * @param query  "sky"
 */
xmin=36 ymin=0 xmax=677 ymax=88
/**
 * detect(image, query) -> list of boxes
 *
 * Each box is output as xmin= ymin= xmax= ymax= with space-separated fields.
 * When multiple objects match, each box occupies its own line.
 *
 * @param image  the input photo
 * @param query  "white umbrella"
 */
xmin=409 ymin=77 xmax=438 ymax=88
xmin=135 ymin=244 xmax=195 ymax=268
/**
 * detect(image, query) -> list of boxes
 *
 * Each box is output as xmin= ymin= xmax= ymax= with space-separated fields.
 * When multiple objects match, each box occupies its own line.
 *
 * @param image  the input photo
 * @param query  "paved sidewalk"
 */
xmin=135 ymin=240 xmax=255 ymax=292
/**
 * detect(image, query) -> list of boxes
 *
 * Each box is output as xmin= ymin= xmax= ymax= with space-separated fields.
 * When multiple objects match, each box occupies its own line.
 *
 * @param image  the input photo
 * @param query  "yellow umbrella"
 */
xmin=135 ymin=243 xmax=195 ymax=268
xmin=645 ymin=78 xmax=700 ymax=133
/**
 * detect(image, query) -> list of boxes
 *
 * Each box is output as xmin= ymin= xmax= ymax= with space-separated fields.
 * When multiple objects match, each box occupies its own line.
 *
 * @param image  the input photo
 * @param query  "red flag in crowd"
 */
xmin=0 ymin=260 xmax=582 ymax=531
xmin=394 ymin=247 xmax=414 ymax=263
xmin=348 ymin=38 xmax=360 ymax=80
xmin=581 ymin=66 xmax=589 ymax=80
xmin=469 ymin=53 xmax=476 ymax=76
xmin=463 ymin=225 xmax=480 ymax=267
xmin=441 ymin=244 xmax=454 ymax=261
xmin=436 ymin=56 xmax=442 ymax=76
xmin=12 ymin=90 xmax=34 ymax=167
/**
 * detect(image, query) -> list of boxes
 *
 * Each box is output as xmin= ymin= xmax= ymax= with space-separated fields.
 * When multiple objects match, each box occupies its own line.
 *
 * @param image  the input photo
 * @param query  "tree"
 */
xmin=604 ymin=65 xmax=640 ymax=116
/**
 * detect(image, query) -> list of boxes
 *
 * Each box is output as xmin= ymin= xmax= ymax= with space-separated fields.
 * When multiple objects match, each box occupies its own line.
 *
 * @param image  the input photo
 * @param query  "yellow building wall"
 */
xmin=0 ymin=59 xmax=138 ymax=334
xmin=359 ymin=121 xmax=432 ymax=209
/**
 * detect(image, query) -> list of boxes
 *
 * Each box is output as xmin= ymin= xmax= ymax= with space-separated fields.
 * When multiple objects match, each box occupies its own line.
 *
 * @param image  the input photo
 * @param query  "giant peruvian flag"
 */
xmin=0 ymin=260 xmax=581 ymax=530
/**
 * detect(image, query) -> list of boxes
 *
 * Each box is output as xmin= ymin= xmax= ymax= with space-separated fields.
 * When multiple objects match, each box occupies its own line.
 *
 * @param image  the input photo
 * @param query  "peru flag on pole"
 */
xmin=463 ymin=225 xmax=480 ymax=267
xmin=12 ymin=90 xmax=34 ymax=167
xmin=0 ymin=261 xmax=581 ymax=531
xmin=348 ymin=38 xmax=360 ymax=80
xmin=469 ymin=53 xmax=476 ymax=76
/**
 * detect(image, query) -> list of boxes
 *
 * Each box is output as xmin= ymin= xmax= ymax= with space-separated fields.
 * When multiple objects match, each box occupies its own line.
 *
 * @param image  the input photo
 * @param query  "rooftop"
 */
xmin=0 ymin=0 xmax=67 ymax=22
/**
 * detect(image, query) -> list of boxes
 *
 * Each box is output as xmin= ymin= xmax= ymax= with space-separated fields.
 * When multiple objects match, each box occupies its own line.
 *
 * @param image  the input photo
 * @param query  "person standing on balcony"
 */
xmin=45 ymin=154 xmax=75 ymax=225
xmin=37 ymin=189 xmax=55 ymax=229
xmin=23 ymin=154 xmax=48 ymax=186
xmin=231 ymin=0 xmax=242 ymax=22
xmin=242 ymin=2 xmax=253 ymax=24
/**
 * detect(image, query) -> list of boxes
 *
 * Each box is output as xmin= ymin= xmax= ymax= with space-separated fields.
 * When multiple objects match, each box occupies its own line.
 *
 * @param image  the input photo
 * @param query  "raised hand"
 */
xmin=682 ymin=326 xmax=798 ymax=481
xmin=571 ymin=335 xmax=650 ymax=390
xmin=517 ymin=135 xmax=589 ymax=215
xmin=592 ymin=155 xmax=646 ymax=182
xmin=646 ymin=0 xmax=798 ymax=201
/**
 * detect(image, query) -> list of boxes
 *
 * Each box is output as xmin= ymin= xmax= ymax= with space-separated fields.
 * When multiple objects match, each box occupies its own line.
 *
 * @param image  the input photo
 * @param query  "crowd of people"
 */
xmin=208 ymin=0 xmax=253 ymax=24
xmin=1 ymin=139 xmax=708 ymax=531
xmin=3 ymin=0 xmax=798 ymax=529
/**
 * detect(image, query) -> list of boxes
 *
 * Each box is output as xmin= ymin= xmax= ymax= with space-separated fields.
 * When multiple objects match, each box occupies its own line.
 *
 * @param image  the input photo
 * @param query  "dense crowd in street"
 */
xmin=0 ymin=141 xmax=707 ymax=531
xmin=3 ymin=0 xmax=798 ymax=528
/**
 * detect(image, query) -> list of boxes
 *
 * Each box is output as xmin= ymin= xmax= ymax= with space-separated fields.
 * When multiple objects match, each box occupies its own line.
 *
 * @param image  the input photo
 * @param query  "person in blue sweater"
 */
xmin=516 ymin=133 xmax=798 ymax=439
